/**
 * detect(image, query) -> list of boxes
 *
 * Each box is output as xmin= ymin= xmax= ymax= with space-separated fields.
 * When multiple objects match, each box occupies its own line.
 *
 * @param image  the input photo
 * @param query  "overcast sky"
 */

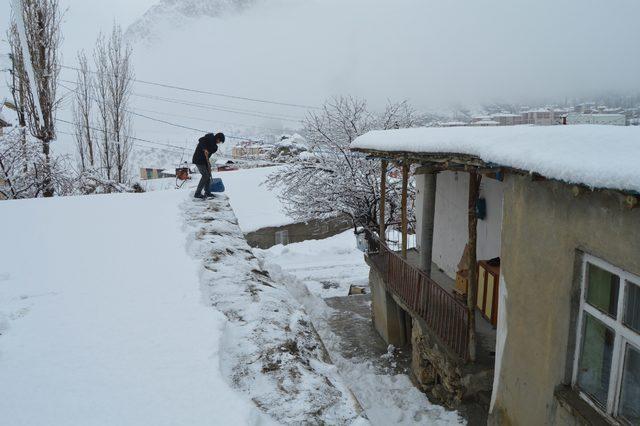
xmin=2 ymin=0 xmax=640 ymax=150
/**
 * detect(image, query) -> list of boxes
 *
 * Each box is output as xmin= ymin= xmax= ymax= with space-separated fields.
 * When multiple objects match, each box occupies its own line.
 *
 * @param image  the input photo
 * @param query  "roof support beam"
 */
xmin=380 ymin=160 xmax=388 ymax=242
xmin=467 ymin=170 xmax=482 ymax=362
xmin=401 ymin=162 xmax=409 ymax=258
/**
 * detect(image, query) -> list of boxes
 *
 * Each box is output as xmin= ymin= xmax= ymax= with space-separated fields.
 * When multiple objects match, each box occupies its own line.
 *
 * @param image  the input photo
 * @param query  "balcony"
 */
xmin=366 ymin=233 xmax=496 ymax=363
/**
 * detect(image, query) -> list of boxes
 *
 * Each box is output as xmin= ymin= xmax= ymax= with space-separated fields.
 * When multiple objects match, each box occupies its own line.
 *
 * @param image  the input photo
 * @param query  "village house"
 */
xmin=231 ymin=141 xmax=272 ymax=159
xmin=350 ymin=125 xmax=640 ymax=425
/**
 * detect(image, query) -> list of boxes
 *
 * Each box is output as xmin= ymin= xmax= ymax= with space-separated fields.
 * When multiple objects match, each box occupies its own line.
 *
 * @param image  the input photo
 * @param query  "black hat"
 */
xmin=215 ymin=132 xmax=225 ymax=143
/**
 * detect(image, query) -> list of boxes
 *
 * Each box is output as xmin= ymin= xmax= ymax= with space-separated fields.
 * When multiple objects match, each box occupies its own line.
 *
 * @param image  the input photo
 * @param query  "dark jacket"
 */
xmin=192 ymin=134 xmax=218 ymax=165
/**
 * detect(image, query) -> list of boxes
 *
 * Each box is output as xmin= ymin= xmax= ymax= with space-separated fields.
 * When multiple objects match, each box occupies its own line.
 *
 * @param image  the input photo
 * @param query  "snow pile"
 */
xmin=182 ymin=195 xmax=364 ymax=424
xmin=351 ymin=125 xmax=640 ymax=193
xmin=255 ymin=231 xmax=369 ymax=298
xmin=222 ymin=166 xmax=297 ymax=232
xmin=0 ymin=190 xmax=269 ymax=425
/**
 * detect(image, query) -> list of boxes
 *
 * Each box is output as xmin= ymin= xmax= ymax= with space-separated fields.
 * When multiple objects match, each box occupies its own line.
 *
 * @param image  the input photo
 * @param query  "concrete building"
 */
xmin=521 ymin=108 xmax=568 ymax=125
xmin=351 ymin=125 xmax=640 ymax=424
xmin=567 ymin=113 xmax=627 ymax=126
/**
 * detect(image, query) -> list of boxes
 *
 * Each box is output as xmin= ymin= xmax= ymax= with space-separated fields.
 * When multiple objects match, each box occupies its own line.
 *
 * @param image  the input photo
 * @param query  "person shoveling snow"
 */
xmin=192 ymin=132 xmax=225 ymax=199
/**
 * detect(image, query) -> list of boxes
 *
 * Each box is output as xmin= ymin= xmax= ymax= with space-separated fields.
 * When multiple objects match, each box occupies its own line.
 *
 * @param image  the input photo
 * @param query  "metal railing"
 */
xmin=383 ymin=222 xmax=417 ymax=252
xmin=366 ymin=229 xmax=470 ymax=361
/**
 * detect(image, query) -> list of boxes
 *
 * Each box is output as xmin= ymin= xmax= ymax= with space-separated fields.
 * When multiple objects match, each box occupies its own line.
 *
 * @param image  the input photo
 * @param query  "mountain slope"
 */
xmin=126 ymin=0 xmax=259 ymax=42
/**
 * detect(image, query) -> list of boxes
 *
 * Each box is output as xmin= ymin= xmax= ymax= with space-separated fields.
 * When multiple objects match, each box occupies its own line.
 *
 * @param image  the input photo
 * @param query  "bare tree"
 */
xmin=73 ymin=50 xmax=95 ymax=171
xmin=93 ymin=25 xmax=134 ymax=184
xmin=7 ymin=23 xmax=29 ymax=174
xmin=94 ymin=33 xmax=114 ymax=180
xmin=267 ymin=96 xmax=424 ymax=230
xmin=10 ymin=0 xmax=63 ymax=197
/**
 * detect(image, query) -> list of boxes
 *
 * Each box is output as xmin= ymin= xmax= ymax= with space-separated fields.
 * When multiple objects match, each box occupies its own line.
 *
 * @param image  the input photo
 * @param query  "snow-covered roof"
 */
xmin=491 ymin=113 xmax=521 ymax=118
xmin=351 ymin=125 xmax=640 ymax=193
xmin=471 ymin=120 xmax=500 ymax=126
xmin=438 ymin=121 xmax=468 ymax=127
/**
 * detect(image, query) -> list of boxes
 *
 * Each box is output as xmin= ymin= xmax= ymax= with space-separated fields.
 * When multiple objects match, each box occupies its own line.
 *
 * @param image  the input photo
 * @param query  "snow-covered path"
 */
xmin=256 ymin=234 xmax=464 ymax=425
xmin=0 ymin=191 xmax=267 ymax=425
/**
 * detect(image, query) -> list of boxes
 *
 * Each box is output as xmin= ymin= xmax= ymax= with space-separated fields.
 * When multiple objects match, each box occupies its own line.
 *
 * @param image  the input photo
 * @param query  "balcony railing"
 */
xmin=366 ymin=230 xmax=470 ymax=361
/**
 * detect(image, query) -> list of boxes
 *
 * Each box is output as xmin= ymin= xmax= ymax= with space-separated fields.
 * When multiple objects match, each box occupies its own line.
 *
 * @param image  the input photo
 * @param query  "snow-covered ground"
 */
xmin=0 ymin=190 xmax=270 ymax=425
xmin=0 ymin=188 xmax=367 ymax=425
xmin=221 ymin=166 xmax=296 ymax=233
xmin=256 ymin=233 xmax=464 ymax=425
xmin=207 ymin=167 xmax=463 ymax=424
xmin=255 ymin=231 xmax=369 ymax=299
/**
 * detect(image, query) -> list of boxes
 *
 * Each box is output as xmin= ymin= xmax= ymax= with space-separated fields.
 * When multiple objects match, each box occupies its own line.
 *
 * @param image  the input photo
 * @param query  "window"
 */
xmin=573 ymin=255 xmax=640 ymax=424
xmin=275 ymin=229 xmax=289 ymax=246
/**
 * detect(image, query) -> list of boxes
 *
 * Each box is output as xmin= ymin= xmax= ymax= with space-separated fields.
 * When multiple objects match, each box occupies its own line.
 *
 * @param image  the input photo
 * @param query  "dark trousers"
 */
xmin=195 ymin=164 xmax=212 ymax=196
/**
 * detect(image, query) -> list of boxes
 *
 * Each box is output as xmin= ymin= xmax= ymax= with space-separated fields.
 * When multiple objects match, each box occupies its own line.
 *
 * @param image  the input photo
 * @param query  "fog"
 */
xmin=2 ymin=0 xmax=640 ymax=148
xmin=129 ymin=0 xmax=640 ymax=111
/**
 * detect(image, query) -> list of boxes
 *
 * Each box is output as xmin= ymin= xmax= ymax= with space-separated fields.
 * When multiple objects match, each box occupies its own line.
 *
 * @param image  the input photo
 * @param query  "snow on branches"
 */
xmin=267 ymin=97 xmax=425 ymax=230
xmin=0 ymin=125 xmax=72 ymax=199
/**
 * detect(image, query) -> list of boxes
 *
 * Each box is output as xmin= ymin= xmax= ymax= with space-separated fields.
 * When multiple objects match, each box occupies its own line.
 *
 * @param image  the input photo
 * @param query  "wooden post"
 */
xmin=467 ymin=170 xmax=482 ymax=362
xmin=401 ymin=162 xmax=409 ymax=258
xmin=380 ymin=160 xmax=388 ymax=242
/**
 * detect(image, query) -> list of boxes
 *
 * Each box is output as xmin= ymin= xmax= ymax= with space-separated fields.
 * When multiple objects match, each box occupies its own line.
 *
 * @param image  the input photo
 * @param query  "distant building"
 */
xmin=566 ymin=113 xmax=627 ymax=126
xmin=521 ymin=109 xmax=568 ymax=125
xmin=232 ymin=141 xmax=269 ymax=159
xmin=437 ymin=121 xmax=469 ymax=127
xmin=216 ymin=159 xmax=238 ymax=172
xmin=471 ymin=119 xmax=500 ymax=127
xmin=140 ymin=168 xmax=165 ymax=180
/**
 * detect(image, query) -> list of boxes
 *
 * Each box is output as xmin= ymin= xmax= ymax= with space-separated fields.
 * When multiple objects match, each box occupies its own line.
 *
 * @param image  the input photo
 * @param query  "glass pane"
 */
xmin=577 ymin=313 xmax=615 ymax=407
xmin=586 ymin=263 xmax=620 ymax=318
xmin=619 ymin=344 xmax=640 ymax=424
xmin=624 ymin=281 xmax=640 ymax=334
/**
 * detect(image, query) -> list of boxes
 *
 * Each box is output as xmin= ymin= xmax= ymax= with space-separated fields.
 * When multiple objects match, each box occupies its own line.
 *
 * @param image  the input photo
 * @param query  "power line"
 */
xmin=130 ymin=106 xmax=289 ymax=133
xmin=56 ymin=128 xmax=186 ymax=155
xmin=55 ymin=117 xmax=187 ymax=152
xmin=58 ymin=81 xmax=264 ymax=143
xmin=58 ymin=77 xmax=303 ymax=124
xmin=131 ymin=91 xmax=304 ymax=121
xmin=58 ymin=63 xmax=319 ymax=110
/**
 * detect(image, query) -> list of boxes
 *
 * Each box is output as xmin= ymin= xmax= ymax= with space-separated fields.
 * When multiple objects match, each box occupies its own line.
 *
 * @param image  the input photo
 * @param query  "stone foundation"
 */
xmin=412 ymin=317 xmax=494 ymax=408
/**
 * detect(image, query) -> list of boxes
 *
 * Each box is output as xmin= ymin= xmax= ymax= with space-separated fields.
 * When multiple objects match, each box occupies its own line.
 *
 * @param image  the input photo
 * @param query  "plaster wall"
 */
xmin=489 ymin=175 xmax=640 ymax=425
xmin=416 ymin=171 xmax=504 ymax=278
xmin=367 ymin=263 xmax=408 ymax=347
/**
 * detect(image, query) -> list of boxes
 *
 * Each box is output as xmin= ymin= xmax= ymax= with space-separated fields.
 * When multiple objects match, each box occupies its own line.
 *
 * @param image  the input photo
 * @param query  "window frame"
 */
xmin=572 ymin=253 xmax=640 ymax=422
xmin=275 ymin=229 xmax=289 ymax=246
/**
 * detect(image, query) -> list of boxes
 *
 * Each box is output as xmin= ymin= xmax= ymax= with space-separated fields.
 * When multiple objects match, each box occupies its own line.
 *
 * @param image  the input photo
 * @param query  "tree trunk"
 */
xmin=42 ymin=139 xmax=53 ymax=197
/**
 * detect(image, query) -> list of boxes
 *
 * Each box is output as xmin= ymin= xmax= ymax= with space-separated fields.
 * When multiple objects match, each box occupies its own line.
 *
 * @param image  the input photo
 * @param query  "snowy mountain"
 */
xmin=126 ymin=0 xmax=260 ymax=42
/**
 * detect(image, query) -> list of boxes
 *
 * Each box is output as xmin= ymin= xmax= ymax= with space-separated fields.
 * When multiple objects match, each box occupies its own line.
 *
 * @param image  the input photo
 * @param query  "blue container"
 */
xmin=209 ymin=178 xmax=225 ymax=193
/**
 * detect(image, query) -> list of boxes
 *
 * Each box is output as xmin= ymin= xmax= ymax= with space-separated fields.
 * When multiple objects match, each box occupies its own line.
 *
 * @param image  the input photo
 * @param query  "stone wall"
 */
xmin=412 ymin=317 xmax=494 ymax=408
xmin=489 ymin=175 xmax=640 ymax=425
xmin=245 ymin=215 xmax=352 ymax=249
